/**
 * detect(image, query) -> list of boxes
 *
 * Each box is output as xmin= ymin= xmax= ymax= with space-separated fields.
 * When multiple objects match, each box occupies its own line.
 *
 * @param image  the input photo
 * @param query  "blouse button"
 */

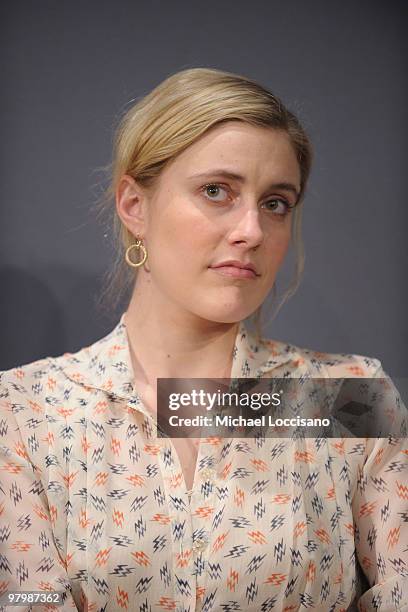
xmin=192 ymin=537 xmax=208 ymax=552
xmin=201 ymin=467 xmax=215 ymax=482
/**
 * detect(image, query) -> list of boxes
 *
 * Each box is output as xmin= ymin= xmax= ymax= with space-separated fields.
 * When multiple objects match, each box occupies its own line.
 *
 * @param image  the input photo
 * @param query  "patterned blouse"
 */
xmin=0 ymin=313 xmax=407 ymax=612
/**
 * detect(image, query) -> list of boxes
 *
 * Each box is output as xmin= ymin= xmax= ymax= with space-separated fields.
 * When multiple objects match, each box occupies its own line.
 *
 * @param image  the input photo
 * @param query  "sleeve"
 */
xmin=0 ymin=377 xmax=78 ymax=611
xmin=351 ymin=363 xmax=408 ymax=611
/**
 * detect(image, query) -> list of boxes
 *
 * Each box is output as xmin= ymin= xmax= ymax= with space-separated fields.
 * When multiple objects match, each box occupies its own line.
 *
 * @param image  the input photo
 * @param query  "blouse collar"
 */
xmin=60 ymin=311 xmax=301 ymax=418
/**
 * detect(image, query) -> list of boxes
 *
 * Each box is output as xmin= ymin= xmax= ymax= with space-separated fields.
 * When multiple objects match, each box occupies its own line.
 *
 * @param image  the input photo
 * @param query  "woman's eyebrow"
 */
xmin=188 ymin=169 xmax=300 ymax=198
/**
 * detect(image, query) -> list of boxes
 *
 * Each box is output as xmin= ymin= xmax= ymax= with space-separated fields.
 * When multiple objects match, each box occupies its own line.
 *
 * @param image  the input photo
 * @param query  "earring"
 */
xmin=125 ymin=238 xmax=148 ymax=268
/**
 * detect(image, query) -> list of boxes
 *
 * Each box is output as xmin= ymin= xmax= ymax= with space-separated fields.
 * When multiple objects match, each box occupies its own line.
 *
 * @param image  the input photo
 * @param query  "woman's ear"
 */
xmin=116 ymin=174 xmax=148 ymax=237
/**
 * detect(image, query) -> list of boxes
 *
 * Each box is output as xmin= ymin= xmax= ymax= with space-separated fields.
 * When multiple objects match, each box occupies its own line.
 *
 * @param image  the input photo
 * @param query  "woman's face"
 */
xmin=123 ymin=121 xmax=301 ymax=324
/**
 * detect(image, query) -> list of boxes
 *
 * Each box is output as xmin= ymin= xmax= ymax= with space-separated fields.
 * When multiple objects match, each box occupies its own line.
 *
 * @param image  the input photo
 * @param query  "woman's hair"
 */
xmin=93 ymin=67 xmax=313 ymax=340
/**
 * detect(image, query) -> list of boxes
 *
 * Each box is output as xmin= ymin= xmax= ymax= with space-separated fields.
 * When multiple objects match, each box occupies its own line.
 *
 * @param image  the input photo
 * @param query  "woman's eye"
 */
xmin=262 ymin=198 xmax=292 ymax=215
xmin=202 ymin=183 xmax=228 ymax=202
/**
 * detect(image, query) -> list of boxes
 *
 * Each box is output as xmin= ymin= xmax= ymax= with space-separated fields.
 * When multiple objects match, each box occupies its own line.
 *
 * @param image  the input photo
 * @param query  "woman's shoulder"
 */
xmin=254 ymin=334 xmax=406 ymax=439
xmin=0 ymin=327 xmax=105 ymax=402
xmin=0 ymin=355 xmax=55 ymax=403
xmin=254 ymin=332 xmax=383 ymax=378
xmin=0 ymin=353 xmax=70 ymax=400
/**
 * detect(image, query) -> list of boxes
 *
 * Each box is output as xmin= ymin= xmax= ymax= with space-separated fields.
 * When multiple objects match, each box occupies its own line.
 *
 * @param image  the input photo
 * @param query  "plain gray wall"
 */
xmin=1 ymin=1 xmax=406 ymax=377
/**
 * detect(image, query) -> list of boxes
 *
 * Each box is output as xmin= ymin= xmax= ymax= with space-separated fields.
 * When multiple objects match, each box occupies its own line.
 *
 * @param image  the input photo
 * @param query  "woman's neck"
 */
xmin=124 ymin=282 xmax=239 ymax=384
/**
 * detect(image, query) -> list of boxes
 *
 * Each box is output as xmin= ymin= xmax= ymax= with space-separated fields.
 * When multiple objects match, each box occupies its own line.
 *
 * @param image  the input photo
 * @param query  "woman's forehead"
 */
xmin=164 ymin=123 xmax=300 ymax=183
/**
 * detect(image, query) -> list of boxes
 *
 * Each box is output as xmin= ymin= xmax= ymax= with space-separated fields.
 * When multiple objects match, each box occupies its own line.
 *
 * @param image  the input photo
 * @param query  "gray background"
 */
xmin=1 ymin=1 xmax=407 ymax=376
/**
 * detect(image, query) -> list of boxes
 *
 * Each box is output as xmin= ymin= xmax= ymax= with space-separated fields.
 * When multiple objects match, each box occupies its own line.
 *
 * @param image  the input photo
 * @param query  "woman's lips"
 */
xmin=210 ymin=265 xmax=257 ymax=279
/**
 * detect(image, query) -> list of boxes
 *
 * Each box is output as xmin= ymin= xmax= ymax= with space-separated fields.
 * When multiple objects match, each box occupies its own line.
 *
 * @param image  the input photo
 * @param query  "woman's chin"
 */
xmin=198 ymin=306 xmax=257 ymax=324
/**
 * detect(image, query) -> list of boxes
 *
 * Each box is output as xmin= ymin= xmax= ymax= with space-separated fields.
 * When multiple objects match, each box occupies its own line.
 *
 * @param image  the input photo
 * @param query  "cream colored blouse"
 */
xmin=0 ymin=312 xmax=407 ymax=611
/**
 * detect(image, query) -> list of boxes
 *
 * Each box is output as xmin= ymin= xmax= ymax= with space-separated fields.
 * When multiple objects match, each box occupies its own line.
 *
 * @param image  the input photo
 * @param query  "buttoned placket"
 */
xmin=171 ymin=440 xmax=203 ymax=607
xmin=121 ymin=388 xmax=199 ymax=600
xmin=125 ymin=398 xmax=226 ymax=611
xmin=162 ymin=431 xmax=223 ymax=612
xmin=126 ymin=396 xmax=197 ymax=611
xmin=160 ymin=431 xmax=205 ymax=610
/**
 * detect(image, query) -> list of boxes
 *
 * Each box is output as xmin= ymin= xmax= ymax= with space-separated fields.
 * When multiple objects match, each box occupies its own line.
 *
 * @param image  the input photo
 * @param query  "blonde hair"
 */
xmin=93 ymin=67 xmax=313 ymax=341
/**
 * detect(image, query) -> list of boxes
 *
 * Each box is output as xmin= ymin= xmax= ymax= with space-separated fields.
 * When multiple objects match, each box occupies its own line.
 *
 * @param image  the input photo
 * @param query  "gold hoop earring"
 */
xmin=125 ymin=239 xmax=148 ymax=268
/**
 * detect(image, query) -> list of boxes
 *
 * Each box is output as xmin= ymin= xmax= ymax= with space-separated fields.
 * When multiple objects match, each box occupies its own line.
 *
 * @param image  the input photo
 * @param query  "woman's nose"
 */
xmin=227 ymin=208 xmax=264 ymax=249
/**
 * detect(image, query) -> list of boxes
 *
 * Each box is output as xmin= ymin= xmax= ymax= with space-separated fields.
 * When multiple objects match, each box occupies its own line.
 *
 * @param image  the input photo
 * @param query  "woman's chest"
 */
xmin=50 ymin=403 xmax=362 ymax=610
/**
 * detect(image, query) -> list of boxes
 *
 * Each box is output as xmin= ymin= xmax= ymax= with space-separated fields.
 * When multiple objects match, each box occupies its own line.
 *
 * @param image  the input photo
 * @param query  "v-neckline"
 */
xmin=169 ymin=435 xmax=201 ymax=493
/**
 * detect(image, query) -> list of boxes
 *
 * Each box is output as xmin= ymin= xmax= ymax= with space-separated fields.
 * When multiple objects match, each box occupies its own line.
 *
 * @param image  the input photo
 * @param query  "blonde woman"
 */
xmin=0 ymin=68 xmax=406 ymax=612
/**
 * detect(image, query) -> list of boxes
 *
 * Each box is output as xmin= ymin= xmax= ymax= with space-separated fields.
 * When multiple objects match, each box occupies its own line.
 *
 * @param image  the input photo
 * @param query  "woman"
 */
xmin=0 ymin=68 xmax=406 ymax=612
